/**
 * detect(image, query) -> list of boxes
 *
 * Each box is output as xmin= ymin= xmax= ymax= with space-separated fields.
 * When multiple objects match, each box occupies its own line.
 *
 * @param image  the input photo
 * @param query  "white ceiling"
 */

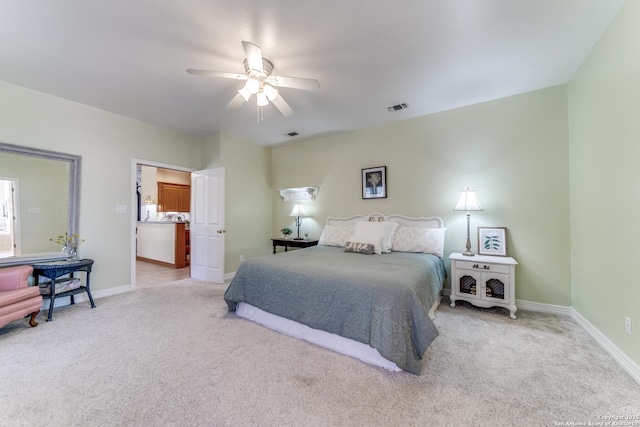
xmin=0 ymin=0 xmax=626 ymax=147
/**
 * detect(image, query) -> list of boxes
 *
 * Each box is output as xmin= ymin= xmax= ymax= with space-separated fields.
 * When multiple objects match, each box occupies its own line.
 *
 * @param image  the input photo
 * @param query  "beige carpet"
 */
xmin=1 ymin=279 xmax=639 ymax=427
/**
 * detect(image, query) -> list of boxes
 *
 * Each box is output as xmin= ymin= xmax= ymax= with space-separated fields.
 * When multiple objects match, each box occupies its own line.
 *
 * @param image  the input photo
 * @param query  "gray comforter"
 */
xmin=223 ymin=245 xmax=447 ymax=375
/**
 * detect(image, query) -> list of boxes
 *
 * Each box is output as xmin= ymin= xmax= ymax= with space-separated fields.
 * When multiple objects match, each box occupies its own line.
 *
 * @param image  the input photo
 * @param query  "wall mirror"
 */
xmin=0 ymin=142 xmax=80 ymax=266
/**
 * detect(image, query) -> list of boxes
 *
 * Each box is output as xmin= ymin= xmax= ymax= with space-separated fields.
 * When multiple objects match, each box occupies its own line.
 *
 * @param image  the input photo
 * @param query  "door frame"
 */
xmin=130 ymin=158 xmax=195 ymax=290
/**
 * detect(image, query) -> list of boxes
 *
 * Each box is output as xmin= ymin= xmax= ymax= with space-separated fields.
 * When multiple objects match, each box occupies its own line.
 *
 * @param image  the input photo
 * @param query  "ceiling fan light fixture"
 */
xmin=246 ymin=78 xmax=260 ymax=94
xmin=238 ymin=86 xmax=252 ymax=102
xmin=264 ymin=84 xmax=278 ymax=101
xmin=256 ymin=92 xmax=269 ymax=107
xmin=188 ymin=41 xmax=319 ymax=121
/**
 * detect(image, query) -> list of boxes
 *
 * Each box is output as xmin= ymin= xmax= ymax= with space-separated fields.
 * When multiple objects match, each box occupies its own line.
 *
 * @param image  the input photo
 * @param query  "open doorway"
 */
xmin=131 ymin=159 xmax=193 ymax=289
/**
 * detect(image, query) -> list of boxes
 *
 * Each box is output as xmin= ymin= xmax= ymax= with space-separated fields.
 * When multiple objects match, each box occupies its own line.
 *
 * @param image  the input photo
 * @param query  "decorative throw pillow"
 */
xmin=344 ymin=241 xmax=375 ymax=255
xmin=318 ymin=224 xmax=354 ymax=247
xmin=350 ymin=221 xmax=399 ymax=254
xmin=391 ymin=227 xmax=446 ymax=257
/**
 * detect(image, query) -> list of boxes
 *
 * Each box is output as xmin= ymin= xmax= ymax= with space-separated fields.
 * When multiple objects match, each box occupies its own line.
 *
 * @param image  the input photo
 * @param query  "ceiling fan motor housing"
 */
xmin=244 ymin=58 xmax=274 ymax=78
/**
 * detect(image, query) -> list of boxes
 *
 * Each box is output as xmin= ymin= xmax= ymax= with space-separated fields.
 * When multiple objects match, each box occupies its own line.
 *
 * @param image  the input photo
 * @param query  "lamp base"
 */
xmin=293 ymin=237 xmax=304 ymax=240
xmin=462 ymin=251 xmax=476 ymax=256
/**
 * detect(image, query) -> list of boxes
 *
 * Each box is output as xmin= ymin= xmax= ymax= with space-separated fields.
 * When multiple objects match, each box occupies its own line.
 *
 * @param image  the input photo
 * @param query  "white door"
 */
xmin=190 ymin=168 xmax=225 ymax=283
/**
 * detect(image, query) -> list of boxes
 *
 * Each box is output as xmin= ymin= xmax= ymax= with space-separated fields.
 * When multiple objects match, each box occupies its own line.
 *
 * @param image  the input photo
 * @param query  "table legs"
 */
xmin=46 ymin=293 xmax=56 ymax=321
xmin=43 ymin=270 xmax=96 ymax=321
xmin=86 ymin=273 xmax=96 ymax=308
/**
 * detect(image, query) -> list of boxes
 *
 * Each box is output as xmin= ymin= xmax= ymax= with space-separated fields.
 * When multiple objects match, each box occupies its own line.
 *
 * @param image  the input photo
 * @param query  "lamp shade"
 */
xmin=289 ymin=204 xmax=306 ymax=217
xmin=454 ymin=188 xmax=483 ymax=211
xmin=245 ymin=78 xmax=260 ymax=94
xmin=256 ymin=92 xmax=269 ymax=107
xmin=263 ymin=84 xmax=278 ymax=101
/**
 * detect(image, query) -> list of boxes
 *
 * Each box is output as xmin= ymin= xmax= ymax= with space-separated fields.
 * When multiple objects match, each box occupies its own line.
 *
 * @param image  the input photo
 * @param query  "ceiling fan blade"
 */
xmin=266 ymin=75 xmax=320 ymax=91
xmin=186 ymin=69 xmax=247 ymax=81
xmin=242 ymin=41 xmax=264 ymax=75
xmin=226 ymin=93 xmax=247 ymax=110
xmin=271 ymin=95 xmax=295 ymax=117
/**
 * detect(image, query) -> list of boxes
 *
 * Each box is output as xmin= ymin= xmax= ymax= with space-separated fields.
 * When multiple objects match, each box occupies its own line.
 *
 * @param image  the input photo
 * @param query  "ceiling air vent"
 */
xmin=285 ymin=131 xmax=299 ymax=137
xmin=387 ymin=103 xmax=408 ymax=112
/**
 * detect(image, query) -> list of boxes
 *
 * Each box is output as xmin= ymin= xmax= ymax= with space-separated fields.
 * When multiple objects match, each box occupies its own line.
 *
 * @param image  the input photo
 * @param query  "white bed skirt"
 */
xmin=235 ymin=302 xmax=402 ymax=372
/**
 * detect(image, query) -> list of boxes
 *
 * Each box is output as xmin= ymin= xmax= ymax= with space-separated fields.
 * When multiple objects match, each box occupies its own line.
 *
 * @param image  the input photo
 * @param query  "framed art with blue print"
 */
xmin=478 ymin=227 xmax=507 ymax=256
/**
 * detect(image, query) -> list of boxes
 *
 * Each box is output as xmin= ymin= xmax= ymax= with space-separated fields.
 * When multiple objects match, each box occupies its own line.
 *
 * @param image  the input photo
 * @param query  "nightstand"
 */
xmin=449 ymin=252 xmax=518 ymax=319
xmin=271 ymin=238 xmax=319 ymax=254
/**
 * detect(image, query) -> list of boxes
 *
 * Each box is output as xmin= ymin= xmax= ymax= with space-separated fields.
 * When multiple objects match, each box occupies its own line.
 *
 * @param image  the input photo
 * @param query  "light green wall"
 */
xmin=0 ymin=80 xmax=202 ymax=292
xmin=273 ymin=85 xmax=571 ymax=304
xmin=568 ymin=0 xmax=640 ymax=365
xmin=202 ymin=131 xmax=272 ymax=274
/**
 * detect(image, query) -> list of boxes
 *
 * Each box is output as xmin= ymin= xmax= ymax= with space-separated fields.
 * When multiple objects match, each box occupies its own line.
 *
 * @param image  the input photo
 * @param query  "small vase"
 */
xmin=68 ymin=248 xmax=78 ymax=261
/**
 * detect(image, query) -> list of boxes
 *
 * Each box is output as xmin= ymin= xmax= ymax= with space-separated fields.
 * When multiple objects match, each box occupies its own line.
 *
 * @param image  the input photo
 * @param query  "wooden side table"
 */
xmin=31 ymin=258 xmax=95 ymax=321
xmin=271 ymin=238 xmax=319 ymax=254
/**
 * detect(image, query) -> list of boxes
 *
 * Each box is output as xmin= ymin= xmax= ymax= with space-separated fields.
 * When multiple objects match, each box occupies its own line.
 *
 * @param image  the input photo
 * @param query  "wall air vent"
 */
xmin=285 ymin=131 xmax=299 ymax=137
xmin=387 ymin=103 xmax=408 ymax=112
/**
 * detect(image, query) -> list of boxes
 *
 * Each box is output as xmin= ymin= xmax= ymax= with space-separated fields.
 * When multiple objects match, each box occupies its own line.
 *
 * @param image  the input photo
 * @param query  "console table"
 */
xmin=271 ymin=238 xmax=319 ymax=254
xmin=31 ymin=259 xmax=95 ymax=321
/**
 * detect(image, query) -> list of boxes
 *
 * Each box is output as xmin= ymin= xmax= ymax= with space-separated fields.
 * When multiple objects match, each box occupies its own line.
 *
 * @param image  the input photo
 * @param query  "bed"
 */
xmin=223 ymin=213 xmax=447 ymax=375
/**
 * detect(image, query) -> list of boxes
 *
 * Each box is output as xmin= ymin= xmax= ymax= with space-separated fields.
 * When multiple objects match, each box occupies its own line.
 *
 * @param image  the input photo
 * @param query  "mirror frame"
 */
xmin=0 ymin=142 xmax=80 ymax=266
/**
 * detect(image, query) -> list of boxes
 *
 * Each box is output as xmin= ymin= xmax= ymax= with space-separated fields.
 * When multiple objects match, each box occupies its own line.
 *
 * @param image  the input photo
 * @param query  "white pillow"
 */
xmin=391 ymin=227 xmax=446 ymax=257
xmin=350 ymin=221 xmax=399 ymax=254
xmin=318 ymin=224 xmax=354 ymax=247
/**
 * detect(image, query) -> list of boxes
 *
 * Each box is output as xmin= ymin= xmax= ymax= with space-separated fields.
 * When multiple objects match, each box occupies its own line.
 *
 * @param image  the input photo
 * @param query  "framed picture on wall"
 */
xmin=478 ymin=227 xmax=508 ymax=256
xmin=362 ymin=166 xmax=387 ymax=199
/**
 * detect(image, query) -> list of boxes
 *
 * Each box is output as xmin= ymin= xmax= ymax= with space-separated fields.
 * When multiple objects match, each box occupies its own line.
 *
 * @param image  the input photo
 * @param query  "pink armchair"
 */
xmin=0 ymin=265 xmax=42 ymax=328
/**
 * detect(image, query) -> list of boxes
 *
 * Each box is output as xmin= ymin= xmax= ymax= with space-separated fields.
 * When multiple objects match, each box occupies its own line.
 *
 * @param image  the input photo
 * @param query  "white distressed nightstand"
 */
xmin=449 ymin=252 xmax=518 ymax=319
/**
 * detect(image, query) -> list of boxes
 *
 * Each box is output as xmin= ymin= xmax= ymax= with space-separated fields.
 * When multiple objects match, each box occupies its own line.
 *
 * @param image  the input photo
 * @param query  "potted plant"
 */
xmin=280 ymin=227 xmax=293 ymax=239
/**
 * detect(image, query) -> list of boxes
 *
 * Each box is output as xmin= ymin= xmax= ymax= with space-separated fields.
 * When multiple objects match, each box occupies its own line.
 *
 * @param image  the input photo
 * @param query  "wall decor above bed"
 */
xmin=362 ymin=166 xmax=386 ymax=199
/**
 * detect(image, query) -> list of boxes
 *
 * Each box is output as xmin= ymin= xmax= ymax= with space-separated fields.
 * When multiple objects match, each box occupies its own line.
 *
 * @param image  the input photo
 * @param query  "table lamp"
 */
xmin=453 ymin=188 xmax=483 ymax=256
xmin=289 ymin=203 xmax=307 ymax=240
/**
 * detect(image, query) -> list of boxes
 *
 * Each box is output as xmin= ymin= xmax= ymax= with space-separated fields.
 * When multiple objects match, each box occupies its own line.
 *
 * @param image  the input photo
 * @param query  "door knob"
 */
xmin=217 ymin=229 xmax=226 ymax=234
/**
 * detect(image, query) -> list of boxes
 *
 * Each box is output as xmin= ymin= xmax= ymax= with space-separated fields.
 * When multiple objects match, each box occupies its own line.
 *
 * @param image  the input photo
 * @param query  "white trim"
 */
xmin=571 ymin=308 xmax=640 ymax=385
xmin=515 ymin=299 xmax=572 ymax=316
xmin=444 ymin=292 xmax=639 ymax=385
xmin=512 ymin=300 xmax=639 ymax=386
xmin=42 ymin=284 xmax=132 ymax=309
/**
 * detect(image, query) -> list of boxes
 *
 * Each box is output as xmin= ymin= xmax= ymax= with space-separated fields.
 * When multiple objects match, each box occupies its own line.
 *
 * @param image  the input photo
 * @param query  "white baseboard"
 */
xmin=43 ymin=284 xmax=132 ymax=309
xmin=516 ymin=301 xmax=639 ymax=385
xmin=442 ymin=289 xmax=639 ymax=385
xmin=515 ymin=299 xmax=572 ymax=316
xmin=571 ymin=309 xmax=640 ymax=385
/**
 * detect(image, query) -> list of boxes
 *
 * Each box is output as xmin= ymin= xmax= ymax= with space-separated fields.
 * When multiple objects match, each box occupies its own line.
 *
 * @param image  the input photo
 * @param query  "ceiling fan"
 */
xmin=187 ymin=41 xmax=320 ymax=120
